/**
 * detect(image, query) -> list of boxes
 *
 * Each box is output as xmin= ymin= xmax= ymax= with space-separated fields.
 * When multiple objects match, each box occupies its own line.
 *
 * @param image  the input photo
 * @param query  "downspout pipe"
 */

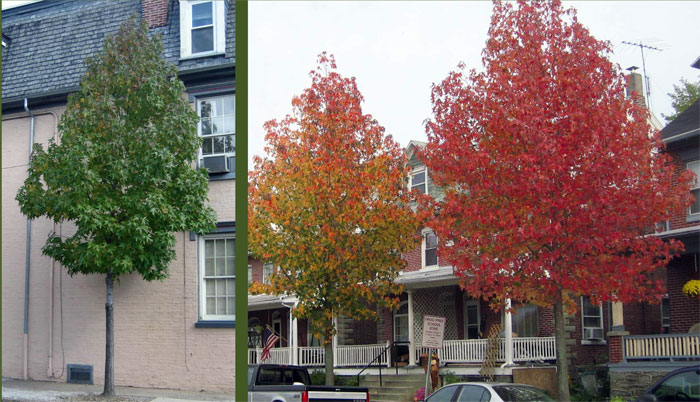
xmin=23 ymin=98 xmax=35 ymax=380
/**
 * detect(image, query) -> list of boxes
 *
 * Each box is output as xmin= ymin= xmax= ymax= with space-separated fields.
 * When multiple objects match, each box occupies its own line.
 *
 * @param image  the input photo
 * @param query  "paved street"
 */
xmin=1 ymin=378 xmax=234 ymax=402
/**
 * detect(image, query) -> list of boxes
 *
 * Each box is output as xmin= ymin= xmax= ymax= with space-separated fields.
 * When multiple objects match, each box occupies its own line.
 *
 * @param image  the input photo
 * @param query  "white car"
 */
xmin=420 ymin=382 xmax=555 ymax=402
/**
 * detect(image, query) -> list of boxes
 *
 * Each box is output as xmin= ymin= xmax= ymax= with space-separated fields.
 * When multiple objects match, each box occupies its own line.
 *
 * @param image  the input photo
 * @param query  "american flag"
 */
xmin=260 ymin=327 xmax=280 ymax=362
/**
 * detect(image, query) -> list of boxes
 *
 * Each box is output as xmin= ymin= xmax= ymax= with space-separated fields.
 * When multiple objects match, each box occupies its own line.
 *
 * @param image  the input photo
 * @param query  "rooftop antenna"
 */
xmin=622 ymin=41 xmax=662 ymax=110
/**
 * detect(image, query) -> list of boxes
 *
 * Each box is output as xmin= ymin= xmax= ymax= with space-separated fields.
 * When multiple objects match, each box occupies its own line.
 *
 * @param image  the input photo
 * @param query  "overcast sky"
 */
xmin=249 ymin=1 xmax=700 ymax=168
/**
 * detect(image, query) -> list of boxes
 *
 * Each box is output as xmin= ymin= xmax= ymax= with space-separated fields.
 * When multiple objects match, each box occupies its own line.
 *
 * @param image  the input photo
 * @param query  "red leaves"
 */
xmin=422 ymin=0 xmax=693 ymax=309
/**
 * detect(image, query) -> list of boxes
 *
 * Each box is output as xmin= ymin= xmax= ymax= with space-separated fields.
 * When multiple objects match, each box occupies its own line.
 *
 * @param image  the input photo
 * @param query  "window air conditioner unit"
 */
xmin=584 ymin=328 xmax=604 ymax=340
xmin=202 ymin=155 xmax=230 ymax=173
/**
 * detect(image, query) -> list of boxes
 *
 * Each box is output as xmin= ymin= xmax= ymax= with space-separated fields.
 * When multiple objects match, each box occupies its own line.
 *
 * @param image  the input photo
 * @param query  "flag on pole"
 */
xmin=260 ymin=326 xmax=280 ymax=362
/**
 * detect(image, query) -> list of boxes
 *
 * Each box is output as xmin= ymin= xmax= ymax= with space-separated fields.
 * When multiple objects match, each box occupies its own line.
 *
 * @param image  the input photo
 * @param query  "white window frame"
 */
xmin=263 ymin=263 xmax=274 ymax=285
xmin=199 ymin=234 xmax=235 ymax=321
xmin=393 ymin=301 xmax=409 ymax=342
xmin=179 ymin=0 xmax=226 ymax=59
xmin=688 ymin=160 xmax=700 ymax=216
xmin=197 ymin=94 xmax=235 ymax=161
xmin=409 ymin=166 xmax=428 ymax=195
xmin=248 ymin=264 xmax=252 ymax=284
xmin=463 ymin=298 xmax=480 ymax=339
xmin=581 ymin=296 xmax=605 ymax=344
xmin=661 ymin=296 xmax=670 ymax=334
xmin=421 ymin=228 xmax=438 ymax=270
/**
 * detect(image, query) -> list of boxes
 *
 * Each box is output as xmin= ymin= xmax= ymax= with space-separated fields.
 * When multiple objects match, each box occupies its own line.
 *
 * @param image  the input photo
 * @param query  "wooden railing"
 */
xmin=337 ymin=343 xmax=391 ymax=367
xmin=248 ymin=347 xmax=292 ymax=365
xmin=512 ymin=337 xmax=556 ymax=362
xmin=417 ymin=337 xmax=555 ymax=364
xmin=298 ymin=346 xmax=325 ymax=366
xmin=624 ymin=333 xmax=700 ymax=361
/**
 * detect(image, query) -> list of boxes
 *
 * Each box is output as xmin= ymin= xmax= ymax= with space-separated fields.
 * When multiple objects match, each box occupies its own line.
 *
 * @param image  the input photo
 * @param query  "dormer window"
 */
xmin=410 ymin=167 xmax=427 ymax=195
xmin=179 ymin=0 xmax=226 ymax=58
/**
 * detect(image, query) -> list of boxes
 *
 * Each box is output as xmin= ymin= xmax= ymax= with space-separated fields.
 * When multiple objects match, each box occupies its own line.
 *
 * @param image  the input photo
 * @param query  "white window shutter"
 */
xmin=179 ymin=1 xmax=191 ymax=57
xmin=215 ymin=0 xmax=226 ymax=53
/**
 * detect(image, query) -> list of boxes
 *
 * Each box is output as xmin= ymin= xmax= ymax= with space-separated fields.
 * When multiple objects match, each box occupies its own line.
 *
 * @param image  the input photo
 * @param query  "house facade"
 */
xmin=2 ymin=0 xmax=235 ymax=393
xmin=247 ymin=71 xmax=699 ymax=380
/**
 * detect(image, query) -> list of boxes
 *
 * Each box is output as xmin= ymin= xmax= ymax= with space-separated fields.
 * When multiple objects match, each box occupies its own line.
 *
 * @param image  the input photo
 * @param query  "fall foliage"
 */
xmin=421 ymin=1 xmax=693 ymax=398
xmin=249 ymin=53 xmax=419 ymax=384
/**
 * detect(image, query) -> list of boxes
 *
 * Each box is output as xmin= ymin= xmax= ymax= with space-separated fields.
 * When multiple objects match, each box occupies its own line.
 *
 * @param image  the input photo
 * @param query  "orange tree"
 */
xmin=249 ymin=54 xmax=419 ymax=385
xmin=421 ymin=1 xmax=693 ymax=399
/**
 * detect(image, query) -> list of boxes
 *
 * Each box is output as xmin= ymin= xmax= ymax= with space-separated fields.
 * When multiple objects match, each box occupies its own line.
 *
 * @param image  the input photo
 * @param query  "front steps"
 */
xmin=362 ymin=374 xmax=426 ymax=402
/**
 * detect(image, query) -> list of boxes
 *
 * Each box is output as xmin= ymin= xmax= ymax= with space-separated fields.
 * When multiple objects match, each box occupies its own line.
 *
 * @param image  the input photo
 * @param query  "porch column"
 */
xmin=611 ymin=302 xmax=625 ymax=331
xmin=290 ymin=305 xmax=299 ymax=365
xmin=408 ymin=290 xmax=416 ymax=366
xmin=503 ymin=298 xmax=514 ymax=366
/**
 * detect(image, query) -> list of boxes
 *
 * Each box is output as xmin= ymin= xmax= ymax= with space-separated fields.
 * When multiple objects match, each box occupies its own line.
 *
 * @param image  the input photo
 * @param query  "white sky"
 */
xmin=249 ymin=1 xmax=700 ymax=168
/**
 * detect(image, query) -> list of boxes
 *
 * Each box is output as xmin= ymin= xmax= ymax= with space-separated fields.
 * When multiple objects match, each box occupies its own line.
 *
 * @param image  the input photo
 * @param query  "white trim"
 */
xmin=663 ymin=128 xmax=700 ymax=144
xmin=179 ymin=0 xmax=226 ymax=59
xmin=688 ymin=160 xmax=700 ymax=216
xmin=198 ymin=233 xmax=235 ymax=321
xmin=581 ymin=296 xmax=604 ymax=342
xmin=409 ymin=166 xmax=428 ymax=195
xmin=262 ymin=263 xmax=274 ymax=285
xmin=654 ymin=225 xmax=700 ymax=238
xmin=421 ymin=228 xmax=438 ymax=270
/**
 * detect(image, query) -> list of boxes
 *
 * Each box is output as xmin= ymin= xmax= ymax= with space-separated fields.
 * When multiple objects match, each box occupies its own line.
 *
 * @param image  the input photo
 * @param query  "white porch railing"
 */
xmin=249 ymin=337 xmax=556 ymax=367
xmin=337 ymin=343 xmax=391 ymax=367
xmin=624 ymin=333 xmax=700 ymax=361
xmin=298 ymin=346 xmax=325 ymax=366
xmin=248 ymin=347 xmax=292 ymax=365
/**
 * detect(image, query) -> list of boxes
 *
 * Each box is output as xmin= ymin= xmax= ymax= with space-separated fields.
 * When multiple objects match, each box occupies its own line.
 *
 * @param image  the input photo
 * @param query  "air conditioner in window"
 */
xmin=202 ymin=155 xmax=230 ymax=173
xmin=584 ymin=328 xmax=604 ymax=340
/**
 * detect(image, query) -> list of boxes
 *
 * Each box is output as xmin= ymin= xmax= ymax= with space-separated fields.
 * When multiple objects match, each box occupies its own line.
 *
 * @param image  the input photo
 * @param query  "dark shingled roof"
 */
xmin=2 ymin=0 xmax=234 ymax=107
xmin=661 ymin=99 xmax=699 ymax=143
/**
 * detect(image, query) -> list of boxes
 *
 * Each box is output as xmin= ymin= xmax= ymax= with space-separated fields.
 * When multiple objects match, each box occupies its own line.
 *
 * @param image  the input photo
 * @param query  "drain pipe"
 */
xmin=23 ymin=98 xmax=35 ymax=380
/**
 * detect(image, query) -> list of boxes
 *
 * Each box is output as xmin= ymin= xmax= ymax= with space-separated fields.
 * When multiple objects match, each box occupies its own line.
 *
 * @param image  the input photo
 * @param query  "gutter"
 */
xmin=23 ymin=98 xmax=35 ymax=380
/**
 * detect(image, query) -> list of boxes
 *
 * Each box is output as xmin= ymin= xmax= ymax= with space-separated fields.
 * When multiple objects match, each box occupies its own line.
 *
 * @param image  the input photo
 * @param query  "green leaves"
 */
xmin=16 ymin=15 xmax=216 ymax=281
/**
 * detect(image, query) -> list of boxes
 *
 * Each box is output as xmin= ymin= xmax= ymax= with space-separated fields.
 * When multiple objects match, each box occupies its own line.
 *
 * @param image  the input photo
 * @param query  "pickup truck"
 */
xmin=248 ymin=364 xmax=370 ymax=402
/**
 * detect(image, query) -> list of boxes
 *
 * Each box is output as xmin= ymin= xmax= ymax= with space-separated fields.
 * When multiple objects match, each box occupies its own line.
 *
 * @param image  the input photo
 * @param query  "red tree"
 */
xmin=421 ymin=1 xmax=693 ymax=398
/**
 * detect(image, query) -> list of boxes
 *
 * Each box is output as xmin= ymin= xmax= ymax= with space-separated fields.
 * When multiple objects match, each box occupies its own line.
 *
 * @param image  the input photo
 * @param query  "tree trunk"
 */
xmin=553 ymin=292 xmax=570 ymax=401
xmin=324 ymin=341 xmax=334 ymax=385
xmin=103 ymin=271 xmax=115 ymax=396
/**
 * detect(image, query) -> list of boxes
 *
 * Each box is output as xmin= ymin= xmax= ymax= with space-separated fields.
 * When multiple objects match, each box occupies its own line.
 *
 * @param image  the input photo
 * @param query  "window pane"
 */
xmin=216 ymin=239 xmax=226 ymax=256
xmin=426 ymin=232 xmax=438 ymax=249
xmin=205 ymin=257 xmax=214 ymax=276
xmin=467 ymin=326 xmax=479 ymax=339
xmin=216 ymin=297 xmax=226 ymax=314
xmin=202 ymin=137 xmax=213 ymax=155
xmin=201 ymin=118 xmax=212 ymax=135
xmin=226 ymin=239 xmax=234 ymax=256
xmin=206 ymin=280 xmax=215 ymax=296
xmin=212 ymin=117 xmax=223 ymax=134
xmin=225 ymin=135 xmax=235 ymax=154
xmin=227 ymin=278 xmax=235 ymax=295
xmin=458 ymin=385 xmax=487 ymax=402
xmin=192 ymin=27 xmax=214 ymax=53
xmin=467 ymin=305 xmax=477 ymax=323
xmin=227 ymin=297 xmax=234 ymax=315
xmin=691 ymin=189 xmax=700 ymax=214
xmin=226 ymin=257 xmax=235 ymax=275
xmin=584 ymin=317 xmax=601 ymax=328
xmin=429 ymin=385 xmax=458 ymax=402
xmin=216 ymin=257 xmax=226 ymax=276
xmin=425 ymin=249 xmax=438 ymax=266
xmin=192 ymin=2 xmax=213 ymax=27
xmin=206 ymin=297 xmax=216 ymax=314
xmin=223 ymin=115 xmax=235 ymax=133
xmin=412 ymin=171 xmax=425 ymax=185
xmin=216 ymin=279 xmax=226 ymax=295
xmin=213 ymin=136 xmax=226 ymax=153
xmin=200 ymin=100 xmax=212 ymax=118
xmin=224 ymin=96 xmax=235 ymax=115
xmin=205 ymin=239 xmax=215 ymax=256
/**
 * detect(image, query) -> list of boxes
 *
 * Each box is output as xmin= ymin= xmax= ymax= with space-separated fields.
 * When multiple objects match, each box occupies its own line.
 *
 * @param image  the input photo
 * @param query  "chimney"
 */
xmin=625 ymin=66 xmax=646 ymax=107
xmin=142 ymin=0 xmax=169 ymax=28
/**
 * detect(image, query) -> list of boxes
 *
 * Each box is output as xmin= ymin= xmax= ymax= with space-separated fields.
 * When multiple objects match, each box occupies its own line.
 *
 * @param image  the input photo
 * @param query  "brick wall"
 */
xmin=666 ymin=150 xmax=700 ymax=231
xmin=403 ymin=240 xmax=422 ymax=272
xmin=141 ymin=0 xmax=168 ymax=28
xmin=667 ymin=253 xmax=700 ymax=333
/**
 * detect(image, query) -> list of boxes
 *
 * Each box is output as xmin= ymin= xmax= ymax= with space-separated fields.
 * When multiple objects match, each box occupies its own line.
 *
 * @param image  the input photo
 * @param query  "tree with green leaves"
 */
xmin=249 ymin=53 xmax=419 ymax=385
xmin=663 ymin=77 xmax=700 ymax=122
xmin=16 ymin=16 xmax=216 ymax=396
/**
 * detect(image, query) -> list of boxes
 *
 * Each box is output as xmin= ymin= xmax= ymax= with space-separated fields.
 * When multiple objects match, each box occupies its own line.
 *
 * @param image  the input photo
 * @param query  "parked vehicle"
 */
xmin=636 ymin=365 xmax=700 ymax=402
xmin=418 ymin=382 xmax=555 ymax=402
xmin=248 ymin=364 xmax=370 ymax=402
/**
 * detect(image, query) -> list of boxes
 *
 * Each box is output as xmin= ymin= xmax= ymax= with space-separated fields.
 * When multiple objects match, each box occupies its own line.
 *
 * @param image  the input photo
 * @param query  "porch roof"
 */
xmin=396 ymin=265 xmax=462 ymax=289
xmin=248 ymin=294 xmax=297 ymax=311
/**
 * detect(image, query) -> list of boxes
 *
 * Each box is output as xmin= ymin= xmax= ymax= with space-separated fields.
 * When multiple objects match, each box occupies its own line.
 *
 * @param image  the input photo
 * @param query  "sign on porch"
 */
xmin=421 ymin=315 xmax=446 ymax=349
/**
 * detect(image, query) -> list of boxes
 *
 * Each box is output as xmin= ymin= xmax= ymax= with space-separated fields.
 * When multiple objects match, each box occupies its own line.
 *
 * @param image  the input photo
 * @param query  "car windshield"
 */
xmin=492 ymin=385 xmax=555 ymax=402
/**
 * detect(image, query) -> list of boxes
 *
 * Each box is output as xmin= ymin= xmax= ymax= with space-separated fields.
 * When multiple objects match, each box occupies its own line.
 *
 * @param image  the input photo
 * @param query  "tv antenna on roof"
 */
xmin=622 ymin=41 xmax=662 ymax=110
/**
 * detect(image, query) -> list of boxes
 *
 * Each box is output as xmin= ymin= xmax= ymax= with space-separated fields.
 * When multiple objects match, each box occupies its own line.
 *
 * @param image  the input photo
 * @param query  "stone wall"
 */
xmin=609 ymin=369 xmax=668 ymax=399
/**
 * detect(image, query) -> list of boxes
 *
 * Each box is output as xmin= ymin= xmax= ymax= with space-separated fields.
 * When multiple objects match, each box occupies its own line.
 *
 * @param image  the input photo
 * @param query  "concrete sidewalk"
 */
xmin=1 ymin=378 xmax=234 ymax=402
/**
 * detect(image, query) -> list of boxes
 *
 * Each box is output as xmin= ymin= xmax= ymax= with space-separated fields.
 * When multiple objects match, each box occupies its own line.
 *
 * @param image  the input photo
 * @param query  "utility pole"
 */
xmin=622 ymin=41 xmax=662 ymax=110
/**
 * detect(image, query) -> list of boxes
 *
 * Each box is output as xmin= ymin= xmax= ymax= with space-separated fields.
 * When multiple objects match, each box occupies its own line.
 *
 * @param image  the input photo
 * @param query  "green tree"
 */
xmin=16 ymin=16 xmax=216 ymax=396
xmin=663 ymin=77 xmax=700 ymax=122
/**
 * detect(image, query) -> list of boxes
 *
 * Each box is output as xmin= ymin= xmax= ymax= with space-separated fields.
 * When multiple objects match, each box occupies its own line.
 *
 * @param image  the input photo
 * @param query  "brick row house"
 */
xmin=2 ymin=0 xmax=235 ymax=393
xmin=247 ymin=69 xmax=699 ymax=380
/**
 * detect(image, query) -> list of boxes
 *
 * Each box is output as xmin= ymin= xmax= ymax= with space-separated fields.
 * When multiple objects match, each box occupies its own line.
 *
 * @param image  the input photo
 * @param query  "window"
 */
xmin=581 ymin=296 xmax=604 ymax=342
xmin=179 ymin=0 xmax=226 ymax=58
xmin=689 ymin=161 xmax=700 ymax=215
xmin=198 ymin=94 xmax=235 ymax=159
xmin=248 ymin=264 xmax=252 ymax=284
xmin=200 ymin=235 xmax=235 ymax=321
xmin=651 ymin=368 xmax=700 ymax=401
xmin=661 ymin=296 xmax=670 ymax=334
xmin=410 ymin=167 xmax=427 ymax=194
xmin=512 ymin=304 xmax=539 ymax=337
xmin=422 ymin=230 xmax=438 ymax=269
xmin=394 ymin=301 xmax=409 ymax=342
xmin=263 ymin=263 xmax=274 ymax=285
xmin=464 ymin=299 xmax=480 ymax=339
xmin=456 ymin=385 xmax=491 ymax=402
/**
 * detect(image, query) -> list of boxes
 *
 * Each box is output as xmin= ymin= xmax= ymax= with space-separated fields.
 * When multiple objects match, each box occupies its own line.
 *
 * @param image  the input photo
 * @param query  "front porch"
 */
xmin=248 ymin=336 xmax=556 ymax=367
